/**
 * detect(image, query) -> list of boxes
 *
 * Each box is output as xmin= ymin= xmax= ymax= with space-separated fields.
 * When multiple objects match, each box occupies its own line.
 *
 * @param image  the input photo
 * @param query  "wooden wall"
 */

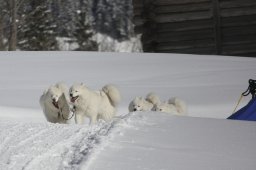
xmin=133 ymin=0 xmax=256 ymax=57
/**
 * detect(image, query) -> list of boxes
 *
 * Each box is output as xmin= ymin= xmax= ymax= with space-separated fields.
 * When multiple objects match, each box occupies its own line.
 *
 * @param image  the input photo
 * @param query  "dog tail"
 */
xmin=102 ymin=84 xmax=121 ymax=107
xmin=168 ymin=97 xmax=187 ymax=115
xmin=145 ymin=92 xmax=161 ymax=106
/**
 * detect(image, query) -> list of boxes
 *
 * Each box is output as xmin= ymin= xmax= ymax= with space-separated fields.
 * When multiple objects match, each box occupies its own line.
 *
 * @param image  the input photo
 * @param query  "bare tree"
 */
xmin=0 ymin=0 xmax=8 ymax=50
xmin=0 ymin=16 xmax=4 ymax=50
xmin=8 ymin=0 xmax=17 ymax=51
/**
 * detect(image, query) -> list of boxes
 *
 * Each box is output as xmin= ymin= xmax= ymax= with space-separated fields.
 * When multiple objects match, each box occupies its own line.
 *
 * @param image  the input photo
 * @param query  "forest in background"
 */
xmin=0 ymin=0 xmax=141 ymax=51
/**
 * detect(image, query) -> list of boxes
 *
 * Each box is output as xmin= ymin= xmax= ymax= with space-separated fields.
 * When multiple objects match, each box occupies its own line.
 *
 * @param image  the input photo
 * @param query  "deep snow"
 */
xmin=0 ymin=52 xmax=256 ymax=170
xmin=86 ymin=112 xmax=256 ymax=170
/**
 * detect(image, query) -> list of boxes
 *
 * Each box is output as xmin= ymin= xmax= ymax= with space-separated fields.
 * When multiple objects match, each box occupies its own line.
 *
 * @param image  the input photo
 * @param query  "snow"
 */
xmin=56 ymin=34 xmax=142 ymax=52
xmin=95 ymin=33 xmax=143 ymax=52
xmin=86 ymin=112 xmax=256 ymax=170
xmin=0 ymin=52 xmax=256 ymax=170
xmin=56 ymin=37 xmax=79 ymax=51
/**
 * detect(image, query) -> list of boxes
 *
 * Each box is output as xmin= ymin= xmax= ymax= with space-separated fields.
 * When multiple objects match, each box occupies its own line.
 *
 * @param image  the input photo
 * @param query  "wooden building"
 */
xmin=133 ymin=0 xmax=256 ymax=57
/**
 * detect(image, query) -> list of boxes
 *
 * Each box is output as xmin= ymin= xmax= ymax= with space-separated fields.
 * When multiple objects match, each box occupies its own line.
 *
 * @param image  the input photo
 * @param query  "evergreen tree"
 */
xmin=50 ymin=0 xmax=78 ymax=37
xmin=91 ymin=0 xmax=133 ymax=40
xmin=73 ymin=0 xmax=98 ymax=51
xmin=18 ymin=0 xmax=58 ymax=50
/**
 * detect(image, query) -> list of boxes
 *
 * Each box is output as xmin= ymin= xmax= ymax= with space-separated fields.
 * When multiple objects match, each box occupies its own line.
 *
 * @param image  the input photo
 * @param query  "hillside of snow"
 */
xmin=0 ymin=52 xmax=256 ymax=170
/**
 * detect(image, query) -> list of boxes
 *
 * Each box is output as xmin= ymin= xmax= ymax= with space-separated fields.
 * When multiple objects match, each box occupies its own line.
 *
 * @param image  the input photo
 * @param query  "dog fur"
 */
xmin=129 ymin=92 xmax=161 ymax=112
xmin=145 ymin=92 xmax=161 ymax=106
xmin=128 ymin=97 xmax=154 ymax=112
xmin=39 ymin=83 xmax=70 ymax=123
xmin=155 ymin=97 xmax=187 ymax=115
xmin=69 ymin=83 xmax=121 ymax=125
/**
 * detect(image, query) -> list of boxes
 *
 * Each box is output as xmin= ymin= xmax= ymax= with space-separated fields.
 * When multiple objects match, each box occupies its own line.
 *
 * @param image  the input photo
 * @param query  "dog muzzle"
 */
xmin=52 ymin=100 xmax=59 ymax=109
xmin=71 ymin=96 xmax=79 ymax=103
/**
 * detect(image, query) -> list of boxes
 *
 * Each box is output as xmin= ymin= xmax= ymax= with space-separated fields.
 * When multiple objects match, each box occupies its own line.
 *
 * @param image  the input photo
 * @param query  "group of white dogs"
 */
xmin=40 ymin=83 xmax=187 ymax=125
xmin=129 ymin=93 xmax=187 ymax=115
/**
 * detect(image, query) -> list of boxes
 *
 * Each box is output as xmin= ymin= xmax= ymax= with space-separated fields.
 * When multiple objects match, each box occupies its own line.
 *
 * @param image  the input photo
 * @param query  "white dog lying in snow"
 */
xmin=69 ymin=83 xmax=121 ymax=125
xmin=155 ymin=97 xmax=187 ymax=116
xmin=128 ymin=92 xmax=161 ymax=112
xmin=40 ymin=83 xmax=71 ymax=123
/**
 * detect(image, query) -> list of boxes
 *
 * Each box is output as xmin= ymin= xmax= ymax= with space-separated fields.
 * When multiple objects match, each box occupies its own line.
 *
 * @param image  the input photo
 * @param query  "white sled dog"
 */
xmin=39 ymin=83 xmax=71 ymax=123
xmin=145 ymin=92 xmax=161 ymax=108
xmin=128 ymin=92 xmax=161 ymax=112
xmin=155 ymin=97 xmax=187 ymax=116
xmin=69 ymin=83 xmax=121 ymax=125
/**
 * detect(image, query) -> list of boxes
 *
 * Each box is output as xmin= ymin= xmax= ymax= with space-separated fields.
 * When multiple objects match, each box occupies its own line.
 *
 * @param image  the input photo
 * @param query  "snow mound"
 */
xmin=2 ymin=111 xmax=256 ymax=170
xmin=86 ymin=112 xmax=256 ymax=170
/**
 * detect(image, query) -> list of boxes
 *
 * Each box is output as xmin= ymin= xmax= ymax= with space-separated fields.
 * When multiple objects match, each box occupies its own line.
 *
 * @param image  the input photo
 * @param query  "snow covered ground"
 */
xmin=0 ymin=52 xmax=256 ymax=170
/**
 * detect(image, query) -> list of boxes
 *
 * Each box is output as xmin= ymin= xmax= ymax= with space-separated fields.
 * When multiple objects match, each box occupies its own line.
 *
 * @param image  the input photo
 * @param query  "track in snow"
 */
xmin=0 ymin=114 xmax=130 ymax=170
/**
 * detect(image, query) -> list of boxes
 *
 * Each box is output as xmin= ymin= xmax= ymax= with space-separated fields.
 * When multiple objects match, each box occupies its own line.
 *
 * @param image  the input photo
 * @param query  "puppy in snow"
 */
xmin=145 ymin=92 xmax=161 ymax=109
xmin=39 ymin=83 xmax=71 ymax=123
xmin=129 ymin=92 xmax=161 ymax=112
xmin=129 ymin=97 xmax=153 ymax=112
xmin=155 ymin=97 xmax=187 ymax=116
xmin=69 ymin=83 xmax=121 ymax=125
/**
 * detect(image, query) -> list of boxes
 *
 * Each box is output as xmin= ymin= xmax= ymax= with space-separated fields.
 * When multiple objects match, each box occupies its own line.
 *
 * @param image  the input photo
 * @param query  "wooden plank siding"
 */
xmin=133 ymin=0 xmax=256 ymax=57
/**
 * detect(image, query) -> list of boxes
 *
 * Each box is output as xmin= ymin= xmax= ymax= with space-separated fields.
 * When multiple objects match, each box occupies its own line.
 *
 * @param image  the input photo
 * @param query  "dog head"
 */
xmin=48 ymin=86 xmax=63 ymax=109
xmin=69 ymin=83 xmax=85 ymax=103
xmin=130 ymin=97 xmax=145 ymax=112
xmin=155 ymin=102 xmax=177 ymax=113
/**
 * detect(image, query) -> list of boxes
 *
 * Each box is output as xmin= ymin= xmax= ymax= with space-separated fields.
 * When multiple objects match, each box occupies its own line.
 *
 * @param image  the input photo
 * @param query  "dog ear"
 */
xmin=134 ymin=97 xmax=139 ymax=101
xmin=48 ymin=85 xmax=54 ymax=90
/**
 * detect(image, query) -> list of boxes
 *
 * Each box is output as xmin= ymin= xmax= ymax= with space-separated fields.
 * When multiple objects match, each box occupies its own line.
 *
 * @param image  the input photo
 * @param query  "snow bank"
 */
xmin=1 ymin=111 xmax=256 ymax=170
xmin=86 ymin=112 xmax=256 ymax=170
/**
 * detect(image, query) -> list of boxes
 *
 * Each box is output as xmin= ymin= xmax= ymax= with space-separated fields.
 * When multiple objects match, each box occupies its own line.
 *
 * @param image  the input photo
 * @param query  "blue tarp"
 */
xmin=228 ymin=98 xmax=256 ymax=121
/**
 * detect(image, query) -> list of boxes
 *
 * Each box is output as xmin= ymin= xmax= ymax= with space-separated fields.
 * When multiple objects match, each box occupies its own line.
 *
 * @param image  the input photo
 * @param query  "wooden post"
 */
xmin=212 ymin=0 xmax=222 ymax=55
